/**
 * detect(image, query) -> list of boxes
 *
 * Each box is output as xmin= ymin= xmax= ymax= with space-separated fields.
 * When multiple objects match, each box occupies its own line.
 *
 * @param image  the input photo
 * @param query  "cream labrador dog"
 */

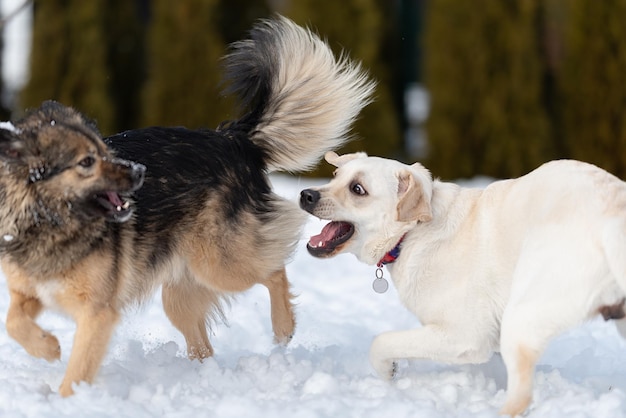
xmin=299 ymin=151 xmax=626 ymax=416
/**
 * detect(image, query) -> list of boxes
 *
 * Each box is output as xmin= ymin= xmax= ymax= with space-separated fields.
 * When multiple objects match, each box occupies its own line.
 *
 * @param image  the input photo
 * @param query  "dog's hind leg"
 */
xmin=59 ymin=305 xmax=119 ymax=397
xmin=499 ymin=305 xmax=547 ymax=417
xmin=498 ymin=267 xmax=584 ymax=415
xmin=602 ymin=219 xmax=626 ymax=327
xmin=498 ymin=240 xmax=587 ymax=416
xmin=263 ymin=268 xmax=296 ymax=345
xmin=499 ymin=324 xmax=541 ymax=416
xmin=5 ymin=289 xmax=61 ymax=361
xmin=162 ymin=273 xmax=222 ymax=360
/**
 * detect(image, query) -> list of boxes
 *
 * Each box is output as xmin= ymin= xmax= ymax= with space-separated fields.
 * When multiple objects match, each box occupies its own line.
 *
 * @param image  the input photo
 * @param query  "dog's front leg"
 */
xmin=369 ymin=325 xmax=490 ymax=379
xmin=5 ymin=289 xmax=61 ymax=361
xmin=58 ymin=306 xmax=119 ymax=397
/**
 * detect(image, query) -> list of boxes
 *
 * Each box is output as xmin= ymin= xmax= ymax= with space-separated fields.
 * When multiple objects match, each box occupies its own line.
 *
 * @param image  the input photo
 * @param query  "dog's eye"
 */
xmin=351 ymin=182 xmax=367 ymax=196
xmin=78 ymin=156 xmax=95 ymax=168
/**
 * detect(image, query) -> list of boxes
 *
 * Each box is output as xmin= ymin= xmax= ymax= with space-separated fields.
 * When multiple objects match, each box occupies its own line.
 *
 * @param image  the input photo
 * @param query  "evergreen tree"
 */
xmin=140 ymin=0 xmax=231 ymax=129
xmin=559 ymin=0 xmax=626 ymax=178
xmin=283 ymin=0 xmax=403 ymax=175
xmin=20 ymin=0 xmax=114 ymax=134
xmin=424 ymin=0 xmax=554 ymax=179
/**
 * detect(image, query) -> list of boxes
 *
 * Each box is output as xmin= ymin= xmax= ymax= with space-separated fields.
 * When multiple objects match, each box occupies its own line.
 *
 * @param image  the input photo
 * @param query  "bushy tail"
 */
xmin=222 ymin=15 xmax=376 ymax=173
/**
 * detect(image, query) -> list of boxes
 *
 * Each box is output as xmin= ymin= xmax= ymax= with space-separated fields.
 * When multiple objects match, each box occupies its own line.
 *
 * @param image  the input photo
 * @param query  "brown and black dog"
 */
xmin=0 ymin=16 xmax=374 ymax=396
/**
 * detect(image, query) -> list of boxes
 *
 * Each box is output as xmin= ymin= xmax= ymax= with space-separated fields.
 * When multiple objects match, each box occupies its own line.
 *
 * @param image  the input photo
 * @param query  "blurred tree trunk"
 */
xmin=20 ymin=0 xmax=114 ymax=134
xmin=215 ymin=0 xmax=269 ymax=45
xmin=103 ymin=0 xmax=147 ymax=133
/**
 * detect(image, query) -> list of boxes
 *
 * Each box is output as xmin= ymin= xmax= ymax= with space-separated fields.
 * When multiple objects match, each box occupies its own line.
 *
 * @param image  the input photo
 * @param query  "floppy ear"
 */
xmin=325 ymin=151 xmax=368 ymax=168
xmin=0 ymin=126 xmax=25 ymax=161
xmin=396 ymin=169 xmax=432 ymax=223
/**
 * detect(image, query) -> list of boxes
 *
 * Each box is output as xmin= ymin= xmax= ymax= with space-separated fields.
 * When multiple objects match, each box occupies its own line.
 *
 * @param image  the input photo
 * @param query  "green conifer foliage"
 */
xmin=559 ymin=0 xmax=626 ymax=178
xmin=21 ymin=0 xmax=114 ymax=133
xmin=140 ymin=0 xmax=232 ymax=129
xmin=424 ymin=0 xmax=553 ymax=179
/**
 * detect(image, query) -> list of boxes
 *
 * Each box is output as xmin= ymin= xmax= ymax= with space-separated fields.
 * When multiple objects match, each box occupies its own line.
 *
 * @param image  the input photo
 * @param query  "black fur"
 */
xmin=105 ymin=126 xmax=275 ymax=268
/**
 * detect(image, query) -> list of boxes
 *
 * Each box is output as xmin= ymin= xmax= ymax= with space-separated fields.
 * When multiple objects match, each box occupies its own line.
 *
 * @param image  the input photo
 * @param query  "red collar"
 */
xmin=376 ymin=235 xmax=406 ymax=267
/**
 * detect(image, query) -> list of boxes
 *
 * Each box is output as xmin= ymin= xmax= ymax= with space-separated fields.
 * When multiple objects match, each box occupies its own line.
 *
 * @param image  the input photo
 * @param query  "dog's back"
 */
xmin=107 ymin=123 xmax=305 ymax=296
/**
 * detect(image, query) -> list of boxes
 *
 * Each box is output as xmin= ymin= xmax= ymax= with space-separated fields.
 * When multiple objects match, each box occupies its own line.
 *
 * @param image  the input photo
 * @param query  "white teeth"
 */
xmin=116 ymin=206 xmax=122 ymax=211
xmin=122 ymin=201 xmax=130 ymax=209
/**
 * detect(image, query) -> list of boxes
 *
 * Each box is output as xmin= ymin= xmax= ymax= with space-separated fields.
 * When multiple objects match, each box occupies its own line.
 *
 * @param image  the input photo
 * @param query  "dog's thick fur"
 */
xmin=300 ymin=152 xmax=626 ymax=416
xmin=0 ymin=16 xmax=374 ymax=396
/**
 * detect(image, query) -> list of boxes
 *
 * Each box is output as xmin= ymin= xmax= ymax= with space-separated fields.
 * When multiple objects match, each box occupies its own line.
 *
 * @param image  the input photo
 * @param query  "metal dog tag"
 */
xmin=373 ymin=268 xmax=389 ymax=293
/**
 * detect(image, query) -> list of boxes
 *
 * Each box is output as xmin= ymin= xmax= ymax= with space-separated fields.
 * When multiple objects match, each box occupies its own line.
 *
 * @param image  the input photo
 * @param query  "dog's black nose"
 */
xmin=300 ymin=189 xmax=320 ymax=211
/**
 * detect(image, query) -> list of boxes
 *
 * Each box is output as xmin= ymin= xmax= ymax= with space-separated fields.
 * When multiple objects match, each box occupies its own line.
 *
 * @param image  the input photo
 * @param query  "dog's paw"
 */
xmin=58 ymin=380 xmax=75 ymax=397
xmin=30 ymin=331 xmax=61 ymax=362
xmin=370 ymin=336 xmax=398 ymax=380
xmin=499 ymin=393 xmax=532 ymax=417
xmin=273 ymin=333 xmax=293 ymax=347
xmin=391 ymin=361 xmax=399 ymax=379
xmin=188 ymin=344 xmax=214 ymax=361
xmin=371 ymin=357 xmax=398 ymax=381
xmin=271 ymin=312 xmax=296 ymax=347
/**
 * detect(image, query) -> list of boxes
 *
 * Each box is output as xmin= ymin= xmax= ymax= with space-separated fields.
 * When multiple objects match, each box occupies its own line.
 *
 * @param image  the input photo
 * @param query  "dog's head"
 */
xmin=299 ymin=152 xmax=433 ymax=264
xmin=0 ymin=101 xmax=145 ymax=223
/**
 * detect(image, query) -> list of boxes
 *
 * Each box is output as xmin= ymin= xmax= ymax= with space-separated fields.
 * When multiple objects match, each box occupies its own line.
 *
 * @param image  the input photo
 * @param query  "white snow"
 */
xmin=0 ymin=121 xmax=16 ymax=132
xmin=1 ymin=0 xmax=32 ymax=95
xmin=1 ymin=175 xmax=626 ymax=417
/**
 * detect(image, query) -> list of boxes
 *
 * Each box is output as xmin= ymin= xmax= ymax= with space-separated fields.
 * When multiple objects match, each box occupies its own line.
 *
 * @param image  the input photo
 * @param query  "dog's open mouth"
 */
xmin=94 ymin=191 xmax=133 ymax=222
xmin=307 ymin=221 xmax=354 ymax=257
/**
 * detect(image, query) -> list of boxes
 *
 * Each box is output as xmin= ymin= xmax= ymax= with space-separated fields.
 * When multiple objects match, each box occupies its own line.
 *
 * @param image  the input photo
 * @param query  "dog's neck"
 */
xmin=377 ymin=234 xmax=406 ymax=267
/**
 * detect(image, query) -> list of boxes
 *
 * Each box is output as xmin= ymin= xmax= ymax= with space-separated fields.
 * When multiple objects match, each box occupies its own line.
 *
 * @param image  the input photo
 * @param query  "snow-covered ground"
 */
xmin=1 ymin=175 xmax=626 ymax=417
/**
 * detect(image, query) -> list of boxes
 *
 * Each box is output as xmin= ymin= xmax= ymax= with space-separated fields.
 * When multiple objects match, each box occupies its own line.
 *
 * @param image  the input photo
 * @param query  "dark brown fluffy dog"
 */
xmin=0 ymin=16 xmax=374 ymax=396
xmin=0 ymin=101 xmax=145 ymax=395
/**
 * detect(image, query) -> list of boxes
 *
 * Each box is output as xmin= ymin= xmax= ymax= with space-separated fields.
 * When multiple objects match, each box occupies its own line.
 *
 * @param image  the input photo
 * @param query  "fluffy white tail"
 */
xmin=222 ymin=15 xmax=376 ymax=173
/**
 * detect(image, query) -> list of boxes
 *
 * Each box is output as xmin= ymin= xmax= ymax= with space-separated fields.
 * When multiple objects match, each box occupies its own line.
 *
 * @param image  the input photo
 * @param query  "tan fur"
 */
xmin=162 ymin=272 xmax=218 ymax=360
xmin=3 ymin=254 xmax=122 ymax=397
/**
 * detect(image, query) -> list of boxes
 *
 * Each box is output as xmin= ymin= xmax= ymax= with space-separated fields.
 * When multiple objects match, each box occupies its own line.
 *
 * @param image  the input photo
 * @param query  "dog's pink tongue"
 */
xmin=107 ymin=191 xmax=123 ymax=207
xmin=309 ymin=222 xmax=341 ymax=247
